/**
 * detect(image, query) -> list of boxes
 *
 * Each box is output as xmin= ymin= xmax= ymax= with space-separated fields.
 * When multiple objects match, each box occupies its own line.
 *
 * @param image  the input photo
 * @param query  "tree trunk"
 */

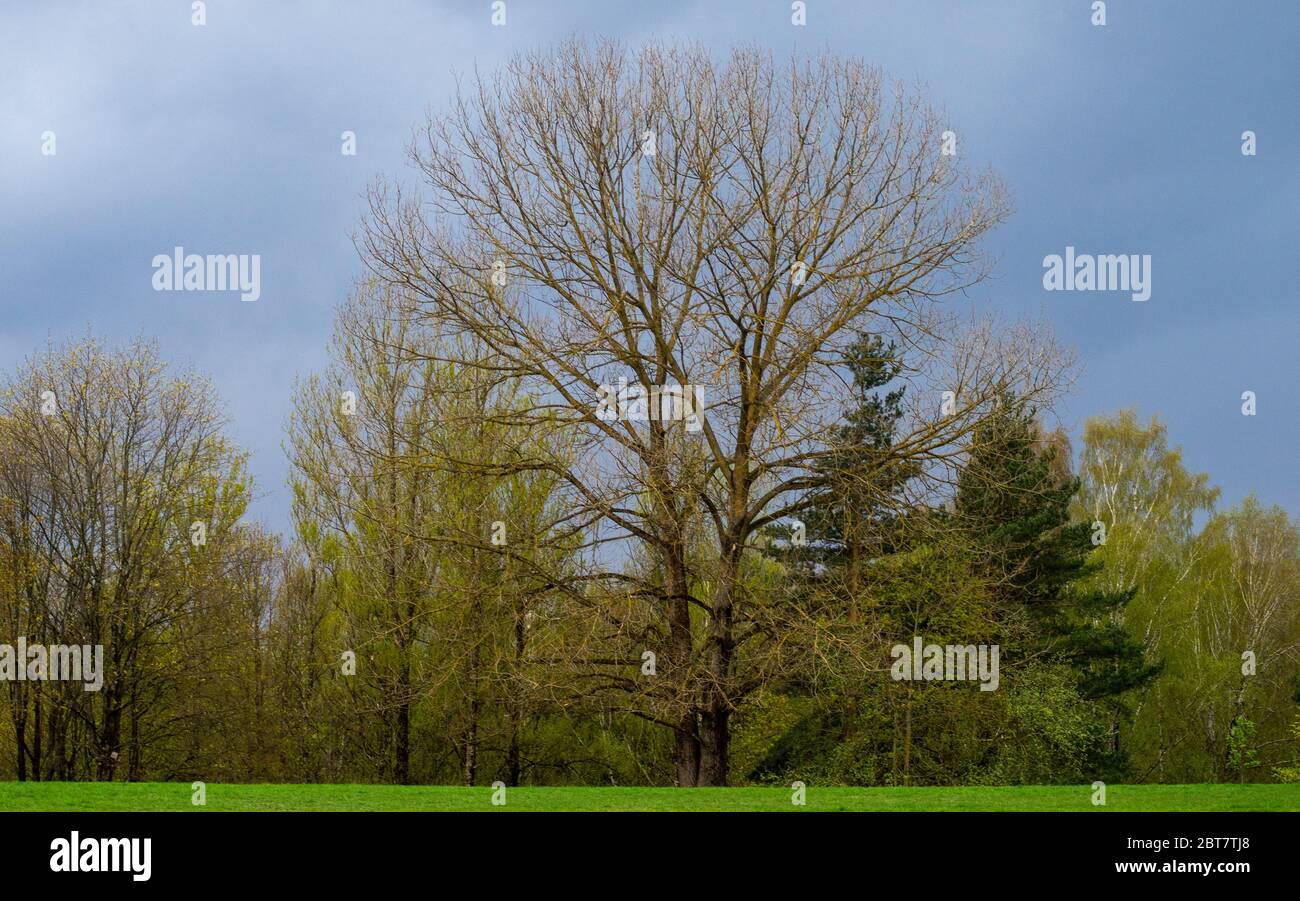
xmin=462 ymin=597 xmax=481 ymax=786
xmin=903 ymin=686 xmax=913 ymax=787
xmin=98 ymin=702 xmax=121 ymax=781
xmin=698 ymin=706 xmax=731 ymax=786
xmin=462 ymin=699 xmax=479 ymax=786
xmin=675 ymin=710 xmax=700 ymax=787
xmin=14 ymin=706 xmax=27 ymax=782
xmin=668 ymin=578 xmax=700 ymax=785
xmin=31 ymin=684 xmax=42 ymax=781
xmin=506 ymin=605 xmax=526 ymax=786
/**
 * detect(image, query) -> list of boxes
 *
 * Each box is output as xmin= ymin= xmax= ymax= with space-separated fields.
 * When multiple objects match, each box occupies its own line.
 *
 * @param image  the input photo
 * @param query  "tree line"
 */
xmin=2 ymin=40 xmax=1297 ymax=787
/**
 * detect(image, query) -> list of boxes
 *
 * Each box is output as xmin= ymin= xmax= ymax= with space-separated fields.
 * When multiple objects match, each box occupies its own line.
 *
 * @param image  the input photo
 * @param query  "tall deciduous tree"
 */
xmin=359 ymin=39 xmax=1067 ymax=785
xmin=1074 ymin=409 xmax=1221 ymax=781
xmin=0 ymin=337 xmax=249 ymax=780
xmin=289 ymin=281 xmax=579 ymax=785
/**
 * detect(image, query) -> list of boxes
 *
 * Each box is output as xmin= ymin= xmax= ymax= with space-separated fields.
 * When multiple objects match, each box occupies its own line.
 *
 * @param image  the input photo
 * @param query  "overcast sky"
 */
xmin=2 ymin=0 xmax=1296 ymax=532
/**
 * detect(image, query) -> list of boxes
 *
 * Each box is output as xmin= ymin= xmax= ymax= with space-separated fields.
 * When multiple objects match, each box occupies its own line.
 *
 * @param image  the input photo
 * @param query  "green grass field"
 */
xmin=2 ymin=782 xmax=1297 ymax=812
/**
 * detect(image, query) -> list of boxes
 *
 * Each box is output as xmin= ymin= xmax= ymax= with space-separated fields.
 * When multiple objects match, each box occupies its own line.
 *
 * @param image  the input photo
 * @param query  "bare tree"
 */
xmin=359 ymin=39 xmax=1067 ymax=785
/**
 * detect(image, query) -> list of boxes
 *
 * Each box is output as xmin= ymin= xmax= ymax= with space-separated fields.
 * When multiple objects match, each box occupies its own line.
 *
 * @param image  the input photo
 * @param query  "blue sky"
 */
xmin=2 ymin=0 xmax=1296 ymax=532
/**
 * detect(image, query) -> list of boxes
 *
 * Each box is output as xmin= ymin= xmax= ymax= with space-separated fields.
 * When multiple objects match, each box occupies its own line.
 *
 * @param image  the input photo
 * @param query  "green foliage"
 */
xmin=1077 ymin=413 xmax=1300 ymax=784
xmin=968 ymin=664 xmax=1108 ymax=786
xmin=4 ymin=332 xmax=1299 ymax=790
xmin=1226 ymin=716 xmax=1260 ymax=780
xmin=955 ymin=397 xmax=1158 ymax=781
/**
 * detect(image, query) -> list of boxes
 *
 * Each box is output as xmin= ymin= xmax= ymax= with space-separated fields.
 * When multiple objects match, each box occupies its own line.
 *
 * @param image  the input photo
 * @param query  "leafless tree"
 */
xmin=359 ymin=39 xmax=1068 ymax=785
